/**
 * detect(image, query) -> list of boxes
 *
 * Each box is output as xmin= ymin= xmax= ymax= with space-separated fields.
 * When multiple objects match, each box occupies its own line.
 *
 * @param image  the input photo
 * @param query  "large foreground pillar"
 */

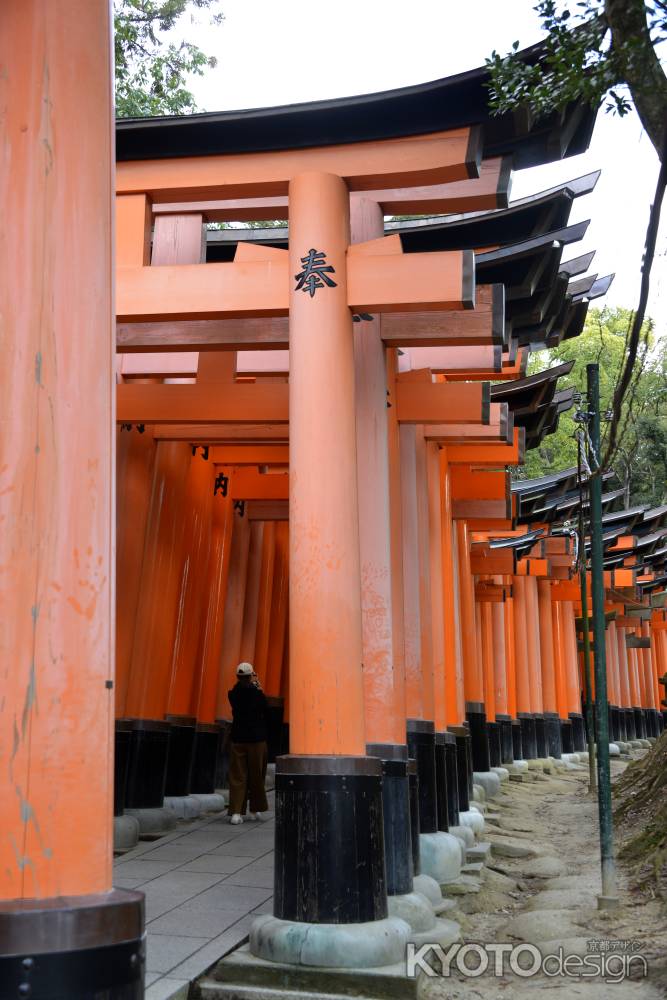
xmin=254 ymin=172 xmax=404 ymax=967
xmin=0 ymin=1 xmax=144 ymax=993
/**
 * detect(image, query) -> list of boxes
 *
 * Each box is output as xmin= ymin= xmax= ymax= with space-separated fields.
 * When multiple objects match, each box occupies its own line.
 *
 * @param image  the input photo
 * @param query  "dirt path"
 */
xmin=421 ymin=759 xmax=667 ymax=999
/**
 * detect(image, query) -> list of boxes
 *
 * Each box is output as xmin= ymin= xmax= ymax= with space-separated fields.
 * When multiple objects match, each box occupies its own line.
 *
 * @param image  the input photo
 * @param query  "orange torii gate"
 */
xmin=3 ymin=0 xmax=611 ymax=987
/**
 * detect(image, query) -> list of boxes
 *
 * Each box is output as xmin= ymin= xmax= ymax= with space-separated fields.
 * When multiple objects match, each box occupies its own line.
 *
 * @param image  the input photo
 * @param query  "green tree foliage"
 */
xmin=486 ymin=0 xmax=667 ymax=162
xmin=114 ymin=0 xmax=223 ymax=118
xmin=520 ymin=307 xmax=667 ymax=508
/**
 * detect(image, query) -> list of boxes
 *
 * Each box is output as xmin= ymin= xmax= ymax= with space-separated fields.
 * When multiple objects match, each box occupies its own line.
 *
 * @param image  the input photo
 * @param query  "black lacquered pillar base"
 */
xmin=266 ymin=697 xmax=286 ymax=763
xmin=406 ymin=720 xmax=437 ymax=833
xmin=164 ymin=715 xmax=196 ymax=797
xmin=367 ymin=744 xmax=413 ymax=896
xmin=449 ymin=725 xmax=471 ymax=813
xmin=0 ymin=890 xmax=145 ymax=1000
xmin=497 ymin=715 xmax=514 ymax=765
xmin=487 ymin=721 xmax=502 ymax=767
xmin=125 ymin=720 xmax=171 ymax=809
xmin=534 ymin=714 xmax=547 ymax=758
xmin=625 ymin=708 xmax=637 ymax=741
xmin=443 ymin=732 xmax=460 ymax=826
xmin=114 ymin=721 xmax=133 ymax=817
xmin=465 ymin=702 xmax=490 ymax=772
xmin=408 ymin=760 xmax=421 ymax=876
xmin=634 ymin=707 xmax=646 ymax=739
xmin=544 ymin=712 xmax=562 ymax=758
xmin=617 ymin=707 xmax=627 ymax=743
xmin=608 ymin=706 xmax=620 ymax=743
xmin=657 ymin=710 xmax=665 ymax=734
xmin=214 ymin=718 xmax=232 ymax=790
xmin=560 ymin=718 xmax=574 ymax=754
xmin=569 ymin=712 xmax=586 ymax=752
xmin=274 ymin=756 xmax=388 ymax=923
xmin=512 ymin=720 xmax=523 ymax=761
xmin=518 ymin=713 xmax=537 ymax=760
xmin=434 ymin=733 xmax=449 ymax=832
xmin=662 ymin=710 xmax=667 ymax=732
xmin=191 ymin=723 xmax=221 ymax=793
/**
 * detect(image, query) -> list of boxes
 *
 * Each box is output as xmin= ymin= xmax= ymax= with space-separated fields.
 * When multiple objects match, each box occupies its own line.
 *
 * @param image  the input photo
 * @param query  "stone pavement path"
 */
xmin=113 ymin=795 xmax=275 ymax=1000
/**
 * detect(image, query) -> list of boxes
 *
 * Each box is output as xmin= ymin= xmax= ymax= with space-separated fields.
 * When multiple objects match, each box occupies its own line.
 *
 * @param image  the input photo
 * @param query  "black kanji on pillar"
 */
xmin=294 ymin=248 xmax=337 ymax=297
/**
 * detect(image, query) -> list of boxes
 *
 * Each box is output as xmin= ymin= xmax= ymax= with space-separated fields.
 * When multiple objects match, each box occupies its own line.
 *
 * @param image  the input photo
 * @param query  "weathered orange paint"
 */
xmin=239 ymin=521 xmax=265 ymax=666
xmin=395 ymin=381 xmax=489 ymax=425
xmin=116 ymin=128 xmax=475 ymax=202
xmin=217 ymin=509 xmax=251 ymax=719
xmin=191 ymin=493 xmax=234 ymax=723
xmin=439 ymin=451 xmax=465 ymax=726
xmin=525 ymin=578 xmax=544 ymax=714
xmin=616 ymin=627 xmax=631 ymax=709
xmin=0 ymin=0 xmax=114 ymax=899
xmin=353 ymin=197 xmax=405 ymax=746
xmin=491 ymin=593 xmax=509 ymax=718
xmin=288 ymin=172 xmax=365 ymax=755
xmin=537 ymin=581 xmax=557 ymax=714
xmin=641 ymin=622 xmax=657 ymax=709
xmin=265 ymin=522 xmax=289 ymax=698
xmin=551 ymin=599 xmax=569 ymax=719
xmin=561 ymin=602 xmax=582 ymax=715
xmin=386 ymin=349 xmax=409 ymax=736
xmin=457 ymin=521 xmax=484 ymax=705
xmin=253 ymin=522 xmax=277 ymax=689
xmin=116 ymin=194 xmax=152 ymax=267
xmin=480 ymin=602 xmax=496 ymax=722
xmin=512 ymin=577 xmax=531 ymax=714
xmin=426 ymin=442 xmax=447 ymax=731
xmin=166 ymin=453 xmax=214 ymax=715
xmin=504 ymin=593 xmax=518 ymax=719
xmin=401 ymin=425 xmax=429 ymax=720
xmin=116 ymin=425 xmax=157 ymax=716
xmin=117 ymin=382 xmax=289 ymax=425
xmin=125 ymin=442 xmax=191 ymax=720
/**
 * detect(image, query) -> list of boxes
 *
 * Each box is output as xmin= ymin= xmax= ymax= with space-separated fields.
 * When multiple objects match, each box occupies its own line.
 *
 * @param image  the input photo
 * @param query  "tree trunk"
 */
xmin=605 ymin=0 xmax=667 ymax=161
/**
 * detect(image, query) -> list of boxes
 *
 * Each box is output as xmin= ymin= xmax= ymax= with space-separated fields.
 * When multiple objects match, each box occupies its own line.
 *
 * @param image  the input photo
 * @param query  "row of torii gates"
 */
xmin=2 ymin=2 xmax=667 ymax=995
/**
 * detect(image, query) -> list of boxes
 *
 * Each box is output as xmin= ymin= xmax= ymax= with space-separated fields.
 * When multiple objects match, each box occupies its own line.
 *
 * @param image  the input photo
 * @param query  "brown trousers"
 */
xmin=228 ymin=740 xmax=269 ymax=815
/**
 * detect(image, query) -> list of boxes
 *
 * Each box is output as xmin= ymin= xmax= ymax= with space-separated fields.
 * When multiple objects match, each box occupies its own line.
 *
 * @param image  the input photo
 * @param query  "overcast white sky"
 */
xmin=179 ymin=0 xmax=666 ymax=333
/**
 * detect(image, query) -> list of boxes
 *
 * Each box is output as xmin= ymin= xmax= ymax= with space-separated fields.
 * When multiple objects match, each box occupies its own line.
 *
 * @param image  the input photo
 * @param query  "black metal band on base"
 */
xmin=534 ymin=714 xmax=547 ymax=758
xmin=487 ymin=721 xmax=502 ymax=767
xmin=434 ymin=733 xmax=449 ymax=832
xmin=544 ymin=712 xmax=562 ymax=758
xmin=191 ymin=723 xmax=221 ymax=794
xmin=511 ymin=720 xmax=523 ymax=761
xmin=274 ymin=755 xmax=388 ymax=924
xmin=0 ymin=889 xmax=144 ymax=1000
xmin=624 ymin=708 xmax=637 ymax=741
xmin=407 ymin=759 xmax=421 ymax=876
xmin=114 ymin=721 xmax=133 ymax=817
xmin=366 ymin=743 xmax=413 ymax=897
xmin=448 ymin=725 xmax=471 ymax=812
xmin=125 ymin=719 xmax=170 ymax=809
xmin=443 ymin=732 xmax=460 ymax=826
xmin=560 ymin=718 xmax=574 ymax=754
xmin=406 ymin=720 xmax=437 ymax=834
xmin=518 ymin=713 xmax=537 ymax=760
xmin=465 ymin=703 xmax=490 ymax=772
xmin=569 ymin=712 xmax=586 ymax=752
xmin=496 ymin=715 xmax=514 ymax=765
xmin=164 ymin=715 xmax=196 ymax=797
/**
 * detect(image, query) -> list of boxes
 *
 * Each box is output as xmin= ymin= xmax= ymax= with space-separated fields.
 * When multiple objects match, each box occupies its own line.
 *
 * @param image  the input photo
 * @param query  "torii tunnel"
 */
xmin=2 ymin=1 xmax=666 ymax=995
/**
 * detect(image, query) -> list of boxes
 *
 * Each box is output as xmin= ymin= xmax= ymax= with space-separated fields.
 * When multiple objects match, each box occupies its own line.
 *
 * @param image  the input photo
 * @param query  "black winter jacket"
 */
xmin=228 ymin=683 xmax=268 ymax=743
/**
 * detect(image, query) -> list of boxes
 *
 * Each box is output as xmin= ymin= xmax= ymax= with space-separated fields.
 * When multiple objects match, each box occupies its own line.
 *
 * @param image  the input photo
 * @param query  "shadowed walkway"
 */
xmin=113 ymin=796 xmax=275 ymax=1000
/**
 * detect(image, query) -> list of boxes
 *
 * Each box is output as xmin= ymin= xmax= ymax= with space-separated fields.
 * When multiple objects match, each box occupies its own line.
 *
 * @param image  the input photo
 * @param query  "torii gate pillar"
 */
xmin=0 ymin=1 xmax=144 ymax=995
xmin=252 ymin=173 xmax=407 ymax=967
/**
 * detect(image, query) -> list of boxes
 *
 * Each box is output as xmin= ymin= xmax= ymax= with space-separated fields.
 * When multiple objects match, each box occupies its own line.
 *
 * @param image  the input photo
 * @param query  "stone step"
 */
xmin=204 ymin=945 xmax=416 ymax=1000
xmin=466 ymin=842 xmax=492 ymax=864
xmin=461 ymin=861 xmax=484 ymax=876
xmin=440 ymin=873 xmax=482 ymax=895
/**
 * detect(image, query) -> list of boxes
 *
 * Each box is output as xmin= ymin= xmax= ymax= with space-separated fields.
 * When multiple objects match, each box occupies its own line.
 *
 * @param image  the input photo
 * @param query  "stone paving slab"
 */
xmin=113 ymin=794 xmax=276 ymax=1000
